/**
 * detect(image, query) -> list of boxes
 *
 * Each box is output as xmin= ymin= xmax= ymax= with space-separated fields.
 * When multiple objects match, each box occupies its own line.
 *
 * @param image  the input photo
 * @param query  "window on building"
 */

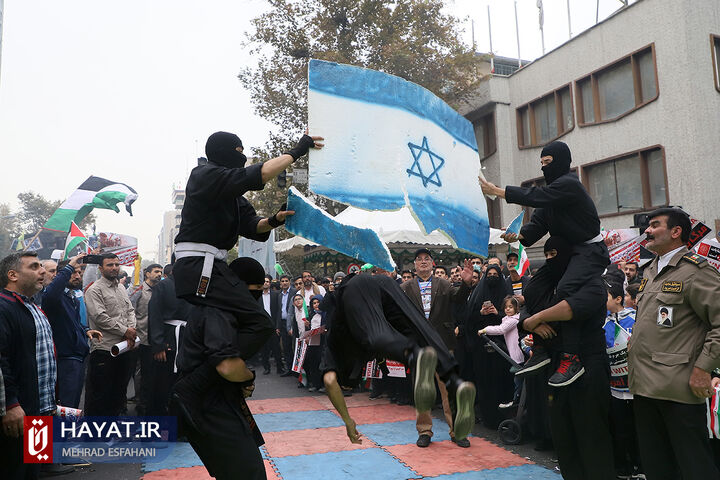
xmin=486 ymin=196 xmax=502 ymax=229
xmin=516 ymin=84 xmax=574 ymax=148
xmin=472 ymin=112 xmax=497 ymax=159
xmin=576 ymin=44 xmax=658 ymax=125
xmin=582 ymin=147 xmax=668 ymax=217
xmin=712 ymin=35 xmax=720 ymax=92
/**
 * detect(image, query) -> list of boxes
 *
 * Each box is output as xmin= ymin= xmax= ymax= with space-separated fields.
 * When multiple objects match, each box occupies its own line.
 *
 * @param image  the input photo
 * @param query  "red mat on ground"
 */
xmin=385 ymin=438 xmax=531 ymax=477
xmin=142 ymin=461 xmax=279 ymax=480
xmin=315 ymin=392 xmax=391 ymax=409
xmin=329 ymin=404 xmax=417 ymax=425
xmin=263 ymin=425 xmax=376 ymax=457
xmin=247 ymin=396 xmax=326 ymax=414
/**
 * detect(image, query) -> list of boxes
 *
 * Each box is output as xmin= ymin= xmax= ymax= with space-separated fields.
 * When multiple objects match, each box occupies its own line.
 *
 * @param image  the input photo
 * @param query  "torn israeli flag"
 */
xmin=284 ymin=187 xmax=395 ymax=271
xmin=308 ymin=59 xmax=489 ymax=257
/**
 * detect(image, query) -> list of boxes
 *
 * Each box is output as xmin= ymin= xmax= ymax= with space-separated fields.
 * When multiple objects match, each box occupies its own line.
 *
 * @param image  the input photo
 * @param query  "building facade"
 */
xmin=157 ymin=188 xmax=185 ymax=266
xmin=460 ymin=0 xmax=720 ymax=260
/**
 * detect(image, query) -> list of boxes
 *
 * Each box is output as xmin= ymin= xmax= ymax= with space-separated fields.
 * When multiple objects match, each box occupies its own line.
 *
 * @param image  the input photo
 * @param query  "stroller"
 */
xmin=479 ymin=333 xmax=527 ymax=445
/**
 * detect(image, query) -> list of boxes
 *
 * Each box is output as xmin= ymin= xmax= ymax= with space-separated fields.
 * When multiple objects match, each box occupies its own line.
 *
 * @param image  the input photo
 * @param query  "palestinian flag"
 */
xmin=43 ymin=176 xmax=138 ymax=232
xmin=515 ymin=244 xmax=530 ymax=276
xmin=63 ymin=222 xmax=87 ymax=260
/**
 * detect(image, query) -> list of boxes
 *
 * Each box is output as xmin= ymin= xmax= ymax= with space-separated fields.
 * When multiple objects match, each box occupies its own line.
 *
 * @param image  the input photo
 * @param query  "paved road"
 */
xmin=56 ymin=371 xmax=560 ymax=479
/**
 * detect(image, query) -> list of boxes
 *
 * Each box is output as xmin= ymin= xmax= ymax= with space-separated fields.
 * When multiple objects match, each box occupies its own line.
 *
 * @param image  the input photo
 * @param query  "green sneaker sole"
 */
xmin=413 ymin=347 xmax=438 ymax=413
xmin=454 ymin=381 xmax=476 ymax=441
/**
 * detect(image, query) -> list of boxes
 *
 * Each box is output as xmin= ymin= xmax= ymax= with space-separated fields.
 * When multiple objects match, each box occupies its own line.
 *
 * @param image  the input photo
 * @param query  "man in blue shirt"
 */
xmin=42 ymin=254 xmax=102 ymax=409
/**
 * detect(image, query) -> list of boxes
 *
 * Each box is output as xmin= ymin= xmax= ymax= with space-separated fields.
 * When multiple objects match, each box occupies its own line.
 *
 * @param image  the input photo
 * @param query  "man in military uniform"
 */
xmin=628 ymin=207 xmax=720 ymax=479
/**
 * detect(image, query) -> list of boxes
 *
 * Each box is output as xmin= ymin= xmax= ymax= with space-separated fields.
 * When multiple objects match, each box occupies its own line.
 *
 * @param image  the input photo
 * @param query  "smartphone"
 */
xmin=81 ymin=254 xmax=105 ymax=265
xmin=482 ymin=301 xmax=493 ymax=308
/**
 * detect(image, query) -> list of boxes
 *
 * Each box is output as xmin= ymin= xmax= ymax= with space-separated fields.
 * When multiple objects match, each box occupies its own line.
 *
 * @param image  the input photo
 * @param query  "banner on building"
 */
xmin=607 ymin=232 xmax=646 ymax=264
xmin=93 ymin=232 xmax=138 ymax=266
xmin=695 ymin=238 xmax=720 ymax=273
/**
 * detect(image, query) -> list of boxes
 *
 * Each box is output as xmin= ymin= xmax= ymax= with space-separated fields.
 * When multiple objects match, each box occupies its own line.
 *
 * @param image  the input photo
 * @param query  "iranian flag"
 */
xmin=43 ymin=176 xmax=138 ymax=232
xmin=63 ymin=222 xmax=88 ymax=259
xmin=515 ymin=244 xmax=530 ymax=276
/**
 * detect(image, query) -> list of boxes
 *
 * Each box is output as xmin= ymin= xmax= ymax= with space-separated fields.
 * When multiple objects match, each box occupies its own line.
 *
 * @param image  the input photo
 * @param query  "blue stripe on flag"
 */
xmin=309 ymin=59 xmax=478 ymax=152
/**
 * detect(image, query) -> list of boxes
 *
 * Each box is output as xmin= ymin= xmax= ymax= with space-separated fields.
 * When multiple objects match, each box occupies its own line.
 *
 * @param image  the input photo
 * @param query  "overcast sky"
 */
xmin=0 ymin=0 xmax=630 ymax=260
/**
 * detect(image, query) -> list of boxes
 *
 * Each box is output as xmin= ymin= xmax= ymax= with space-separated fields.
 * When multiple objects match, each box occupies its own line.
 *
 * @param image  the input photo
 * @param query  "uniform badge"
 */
xmin=682 ymin=253 xmax=706 ymax=265
xmin=661 ymin=281 xmax=683 ymax=293
xmin=638 ymin=278 xmax=648 ymax=292
xmin=657 ymin=306 xmax=673 ymax=328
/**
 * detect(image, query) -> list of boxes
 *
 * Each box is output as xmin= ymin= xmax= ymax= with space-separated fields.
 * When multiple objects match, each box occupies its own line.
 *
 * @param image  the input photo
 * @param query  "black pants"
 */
xmin=135 ymin=344 xmax=154 ymax=414
xmin=610 ymin=396 xmax=642 ymax=476
xmin=304 ymin=345 xmax=323 ymax=388
xmin=149 ymin=350 xmax=178 ymax=416
xmin=0 ymin=429 xmax=41 ymax=480
xmin=180 ymin=386 xmax=265 ymax=480
xmin=547 ymin=353 xmax=615 ymax=480
xmin=634 ymin=395 xmax=719 ymax=480
xmin=56 ymin=357 xmax=86 ymax=408
xmin=533 ymin=242 xmax=609 ymax=355
xmin=261 ymin=332 xmax=285 ymax=372
xmin=84 ymin=349 xmax=135 ymax=416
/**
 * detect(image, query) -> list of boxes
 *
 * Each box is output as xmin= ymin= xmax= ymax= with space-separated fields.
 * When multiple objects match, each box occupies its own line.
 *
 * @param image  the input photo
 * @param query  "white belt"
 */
xmin=164 ymin=319 xmax=187 ymax=373
xmin=584 ymin=233 xmax=604 ymax=245
xmin=175 ymin=242 xmax=228 ymax=297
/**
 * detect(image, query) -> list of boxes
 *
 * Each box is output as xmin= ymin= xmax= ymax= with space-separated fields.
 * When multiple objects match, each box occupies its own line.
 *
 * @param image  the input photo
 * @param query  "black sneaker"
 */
xmin=452 ymin=437 xmax=471 ymax=448
xmin=413 ymin=347 xmax=438 ymax=413
xmin=514 ymin=350 xmax=551 ymax=377
xmin=453 ymin=381 xmax=476 ymax=442
xmin=547 ymin=353 xmax=585 ymax=387
xmin=416 ymin=434 xmax=431 ymax=448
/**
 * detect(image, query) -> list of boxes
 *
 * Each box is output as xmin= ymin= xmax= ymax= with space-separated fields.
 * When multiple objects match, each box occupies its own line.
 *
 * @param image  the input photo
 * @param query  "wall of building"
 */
xmin=464 ymin=0 xmax=720 ymax=241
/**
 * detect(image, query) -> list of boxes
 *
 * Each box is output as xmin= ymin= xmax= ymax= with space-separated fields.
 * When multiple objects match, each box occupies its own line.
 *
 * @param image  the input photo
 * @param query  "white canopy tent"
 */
xmin=274 ymin=205 xmax=510 ymax=255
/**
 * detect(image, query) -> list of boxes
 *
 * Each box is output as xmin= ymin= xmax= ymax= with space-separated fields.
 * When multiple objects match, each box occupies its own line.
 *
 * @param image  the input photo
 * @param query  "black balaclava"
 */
xmin=540 ymin=141 xmax=572 ymax=184
xmin=228 ymin=257 xmax=265 ymax=299
xmin=485 ymin=264 xmax=502 ymax=288
xmin=205 ymin=131 xmax=246 ymax=168
xmin=543 ymin=236 xmax=572 ymax=282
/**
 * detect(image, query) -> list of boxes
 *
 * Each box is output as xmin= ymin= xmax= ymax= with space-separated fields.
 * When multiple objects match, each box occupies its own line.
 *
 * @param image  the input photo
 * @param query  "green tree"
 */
xmin=0 ymin=203 xmax=19 ymax=254
xmin=239 ymin=0 xmax=486 ymax=223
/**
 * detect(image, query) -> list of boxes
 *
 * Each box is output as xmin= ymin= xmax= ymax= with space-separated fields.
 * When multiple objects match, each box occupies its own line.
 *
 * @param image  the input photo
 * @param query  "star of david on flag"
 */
xmin=407 ymin=137 xmax=444 ymax=188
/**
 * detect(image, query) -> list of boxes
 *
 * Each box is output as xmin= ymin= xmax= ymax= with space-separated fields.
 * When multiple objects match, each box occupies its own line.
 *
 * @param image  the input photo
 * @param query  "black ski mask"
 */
xmin=205 ymin=131 xmax=247 ymax=168
xmin=543 ymin=236 xmax=572 ymax=282
xmin=228 ymin=257 xmax=266 ymax=300
xmin=540 ymin=141 xmax=572 ymax=184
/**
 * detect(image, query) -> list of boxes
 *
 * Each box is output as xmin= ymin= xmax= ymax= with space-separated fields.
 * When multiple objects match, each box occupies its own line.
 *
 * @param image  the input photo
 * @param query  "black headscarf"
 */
xmin=205 ymin=131 xmax=247 ymax=168
xmin=540 ymin=141 xmax=572 ymax=184
xmin=476 ymin=264 xmax=508 ymax=312
xmin=521 ymin=236 xmax=572 ymax=321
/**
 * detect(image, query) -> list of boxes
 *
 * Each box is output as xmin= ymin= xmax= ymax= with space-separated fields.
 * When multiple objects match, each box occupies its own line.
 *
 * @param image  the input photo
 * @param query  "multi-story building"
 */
xmin=157 ymin=187 xmax=185 ymax=266
xmin=460 ymin=0 xmax=720 ymax=260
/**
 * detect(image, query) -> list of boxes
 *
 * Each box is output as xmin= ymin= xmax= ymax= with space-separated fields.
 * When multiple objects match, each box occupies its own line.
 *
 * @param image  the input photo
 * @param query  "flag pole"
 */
xmin=22 ymin=229 xmax=43 ymax=252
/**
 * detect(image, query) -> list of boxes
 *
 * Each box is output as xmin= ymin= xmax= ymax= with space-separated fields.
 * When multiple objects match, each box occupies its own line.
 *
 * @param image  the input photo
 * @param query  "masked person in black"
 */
xmin=519 ymin=237 xmax=614 ymax=480
xmin=480 ymin=140 xmax=609 ymax=387
xmin=173 ymin=257 xmax=269 ymax=480
xmin=174 ymin=131 xmax=323 ymax=363
xmin=465 ymin=264 xmax=514 ymax=429
xmin=319 ymin=267 xmax=477 ymax=445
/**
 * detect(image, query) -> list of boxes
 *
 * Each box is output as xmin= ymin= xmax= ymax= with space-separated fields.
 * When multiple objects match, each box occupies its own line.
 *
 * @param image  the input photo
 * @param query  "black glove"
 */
xmin=284 ymin=135 xmax=315 ymax=161
xmin=268 ymin=203 xmax=287 ymax=228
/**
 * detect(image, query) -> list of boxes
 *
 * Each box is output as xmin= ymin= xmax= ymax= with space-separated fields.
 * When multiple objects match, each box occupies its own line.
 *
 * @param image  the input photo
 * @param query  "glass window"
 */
xmin=576 ymin=45 xmax=658 ymax=124
xmin=475 ymin=122 xmax=487 ymax=156
xmin=586 ymin=162 xmax=618 ymax=215
xmin=713 ymin=35 xmax=720 ymax=91
xmin=579 ymin=78 xmax=595 ymax=123
xmin=615 ymin=155 xmax=643 ymax=211
xmin=583 ymin=147 xmax=667 ymax=216
xmin=519 ymin=108 xmax=530 ymax=146
xmin=534 ymin=95 xmax=557 ymax=145
xmin=637 ymin=50 xmax=657 ymax=102
xmin=646 ymin=149 xmax=666 ymax=206
xmin=598 ymin=59 xmax=634 ymax=120
xmin=560 ymin=88 xmax=573 ymax=132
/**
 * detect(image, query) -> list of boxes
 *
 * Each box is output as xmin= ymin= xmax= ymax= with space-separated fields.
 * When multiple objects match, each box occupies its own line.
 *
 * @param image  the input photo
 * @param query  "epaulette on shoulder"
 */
xmin=682 ymin=252 xmax=707 ymax=266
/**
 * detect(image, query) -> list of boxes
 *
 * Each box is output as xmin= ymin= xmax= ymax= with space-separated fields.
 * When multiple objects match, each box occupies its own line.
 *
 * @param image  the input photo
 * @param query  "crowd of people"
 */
xmin=1 ymin=132 xmax=719 ymax=480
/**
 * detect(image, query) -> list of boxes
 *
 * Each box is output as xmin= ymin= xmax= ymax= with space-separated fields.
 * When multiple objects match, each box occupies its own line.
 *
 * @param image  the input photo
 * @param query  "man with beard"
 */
xmin=480 ymin=140 xmax=608 ymax=387
xmin=173 ymin=257 xmax=268 ymax=480
xmin=173 ymin=131 xmax=323 ymax=364
xmin=41 ymin=254 xmax=103 ymax=409
xmin=464 ymin=263 xmax=514 ymax=429
xmin=147 ymin=263 xmax=191 ymax=415
xmin=520 ymin=237 xmax=615 ymax=480
xmin=319 ymin=265 xmax=477 ymax=446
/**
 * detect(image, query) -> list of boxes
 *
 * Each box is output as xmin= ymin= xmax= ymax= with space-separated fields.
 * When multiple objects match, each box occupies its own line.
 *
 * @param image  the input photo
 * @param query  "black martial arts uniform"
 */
xmin=319 ymin=274 xmax=459 ymax=388
xmin=147 ymin=274 xmax=191 ymax=415
xmin=174 ymin=305 xmax=265 ymax=480
xmin=174 ymin=132 xmax=274 ymax=360
xmin=505 ymin=141 xmax=609 ymax=354
xmin=519 ymin=240 xmax=615 ymax=480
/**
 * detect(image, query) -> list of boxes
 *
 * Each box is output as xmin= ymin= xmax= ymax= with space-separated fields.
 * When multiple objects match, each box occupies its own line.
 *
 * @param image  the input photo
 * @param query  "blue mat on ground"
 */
xmin=426 ymin=465 xmax=560 ymax=478
xmin=358 ymin=418 xmax=453 ymax=446
xmin=272 ymin=448 xmax=417 ymax=480
xmin=142 ymin=442 xmax=204 ymax=472
xmin=254 ymin=409 xmax=345 ymax=432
